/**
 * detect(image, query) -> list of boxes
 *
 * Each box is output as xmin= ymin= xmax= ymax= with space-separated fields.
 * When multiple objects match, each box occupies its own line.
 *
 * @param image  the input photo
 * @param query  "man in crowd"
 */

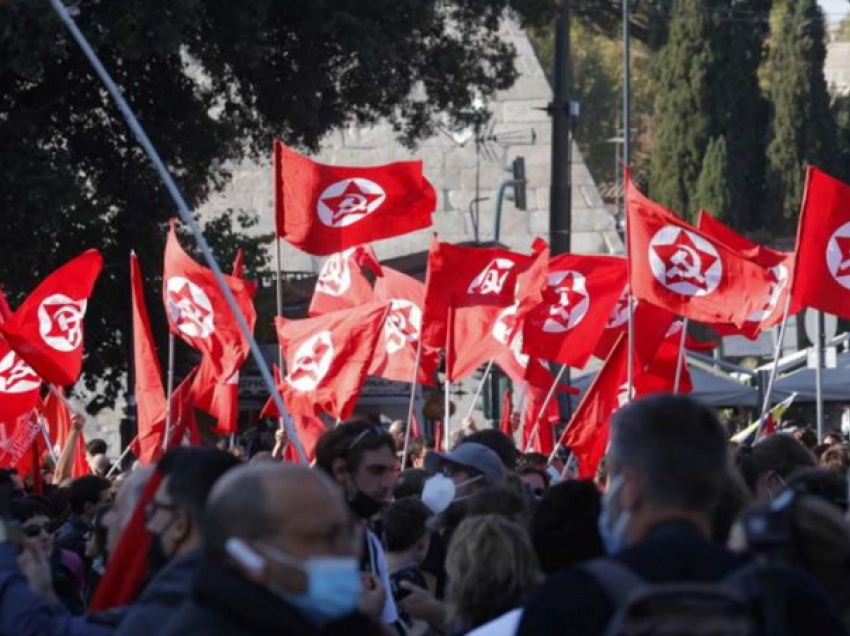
xmin=315 ymin=421 xmax=400 ymax=628
xmin=55 ymin=475 xmax=112 ymax=561
xmin=517 ymin=394 xmax=848 ymax=636
xmin=161 ymin=463 xmax=383 ymax=636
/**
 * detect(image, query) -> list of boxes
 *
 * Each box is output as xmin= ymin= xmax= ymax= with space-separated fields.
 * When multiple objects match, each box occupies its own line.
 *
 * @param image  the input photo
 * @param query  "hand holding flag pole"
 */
xmin=43 ymin=0 xmax=308 ymax=464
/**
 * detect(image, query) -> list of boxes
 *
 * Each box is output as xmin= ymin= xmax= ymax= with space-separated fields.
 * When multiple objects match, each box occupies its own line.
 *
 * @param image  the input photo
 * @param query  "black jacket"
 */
xmin=54 ymin=515 xmax=91 ymax=562
xmin=113 ymin=549 xmax=202 ymax=636
xmin=518 ymin=520 xmax=848 ymax=636
xmin=161 ymin=555 xmax=381 ymax=636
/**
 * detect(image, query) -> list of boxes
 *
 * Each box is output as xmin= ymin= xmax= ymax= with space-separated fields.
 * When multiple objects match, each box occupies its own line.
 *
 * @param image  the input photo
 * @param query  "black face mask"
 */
xmin=348 ymin=490 xmax=384 ymax=520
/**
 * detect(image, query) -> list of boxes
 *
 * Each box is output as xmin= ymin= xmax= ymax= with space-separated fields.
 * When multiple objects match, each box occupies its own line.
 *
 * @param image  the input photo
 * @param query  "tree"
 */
xmin=693 ymin=136 xmax=734 ymax=223
xmin=649 ymin=0 xmax=768 ymax=225
xmin=766 ymin=0 xmax=836 ymax=230
xmin=0 ymin=0 xmax=557 ymax=412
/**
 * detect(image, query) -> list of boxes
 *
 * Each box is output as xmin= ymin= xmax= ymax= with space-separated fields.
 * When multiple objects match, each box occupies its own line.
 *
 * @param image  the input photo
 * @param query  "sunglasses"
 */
xmin=22 ymin=523 xmax=54 ymax=538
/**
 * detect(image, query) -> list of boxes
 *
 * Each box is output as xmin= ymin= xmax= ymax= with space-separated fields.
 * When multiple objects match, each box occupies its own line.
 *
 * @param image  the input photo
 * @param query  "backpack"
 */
xmin=583 ymin=559 xmax=787 ymax=636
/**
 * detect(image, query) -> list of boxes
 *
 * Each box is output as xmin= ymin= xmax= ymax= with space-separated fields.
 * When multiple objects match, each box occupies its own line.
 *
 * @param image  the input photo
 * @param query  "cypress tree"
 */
xmin=766 ymin=0 xmax=836 ymax=230
xmin=650 ymin=0 xmax=768 ymax=226
xmin=693 ymin=136 xmax=734 ymax=223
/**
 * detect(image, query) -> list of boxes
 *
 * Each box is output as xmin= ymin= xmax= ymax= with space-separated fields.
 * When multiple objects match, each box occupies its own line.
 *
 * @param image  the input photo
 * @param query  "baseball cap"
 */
xmin=425 ymin=442 xmax=506 ymax=483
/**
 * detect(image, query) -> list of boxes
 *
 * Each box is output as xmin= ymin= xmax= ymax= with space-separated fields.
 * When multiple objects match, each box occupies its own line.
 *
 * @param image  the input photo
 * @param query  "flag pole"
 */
xmin=673 ymin=318 xmax=688 ymax=394
xmin=105 ymin=437 xmax=137 ymax=478
xmin=623 ymin=0 xmax=633 ymax=402
xmin=401 ymin=337 xmax=424 ymax=471
xmin=522 ymin=365 xmax=566 ymax=455
xmin=272 ymin=142 xmax=289 ymax=441
xmin=758 ymin=293 xmax=793 ymax=423
xmin=465 ymin=359 xmax=494 ymax=421
xmin=816 ymin=311 xmax=825 ymax=442
xmin=44 ymin=0 xmax=308 ymax=464
xmin=38 ymin=419 xmax=59 ymax=465
xmin=444 ymin=302 xmax=453 ymax=452
xmin=162 ymin=333 xmax=176 ymax=450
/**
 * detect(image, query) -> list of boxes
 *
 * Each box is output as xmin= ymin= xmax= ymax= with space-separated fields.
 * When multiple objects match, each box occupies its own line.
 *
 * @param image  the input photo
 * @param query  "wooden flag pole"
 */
xmin=401 ymin=337 xmax=424 ymax=471
xmin=673 ymin=318 xmax=688 ymax=394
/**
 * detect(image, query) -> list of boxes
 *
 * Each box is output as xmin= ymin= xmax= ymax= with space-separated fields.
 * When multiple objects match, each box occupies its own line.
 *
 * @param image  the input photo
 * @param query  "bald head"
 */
xmin=203 ymin=464 xmax=348 ymax=557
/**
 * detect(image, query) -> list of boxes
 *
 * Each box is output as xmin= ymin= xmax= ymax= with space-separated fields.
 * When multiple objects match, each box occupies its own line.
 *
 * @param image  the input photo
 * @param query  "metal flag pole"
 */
xmin=673 ymin=319 xmax=688 ymax=394
xmin=44 ymin=0 xmax=308 ymax=463
xmin=623 ymin=0 xmax=634 ymax=402
xmin=816 ymin=311 xmax=825 ymax=442
xmin=161 ymin=333 xmax=176 ymax=450
xmin=465 ymin=359 xmax=494 ymax=421
xmin=758 ymin=294 xmax=793 ymax=424
xmin=401 ymin=337 xmax=424 ymax=471
xmin=522 ymin=365 xmax=566 ymax=455
xmin=106 ymin=437 xmax=138 ymax=478
xmin=443 ymin=303 xmax=453 ymax=452
xmin=38 ymin=419 xmax=59 ymax=465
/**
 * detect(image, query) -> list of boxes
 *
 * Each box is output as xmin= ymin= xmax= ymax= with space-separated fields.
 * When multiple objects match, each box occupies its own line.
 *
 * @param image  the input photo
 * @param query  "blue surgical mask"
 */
xmin=263 ymin=544 xmax=362 ymax=625
xmin=597 ymin=475 xmax=631 ymax=555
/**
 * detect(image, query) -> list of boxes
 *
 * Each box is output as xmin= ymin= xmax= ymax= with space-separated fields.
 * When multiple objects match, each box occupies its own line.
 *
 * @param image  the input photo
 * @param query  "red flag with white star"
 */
xmin=276 ymin=303 xmax=390 ymax=420
xmin=789 ymin=167 xmax=850 ymax=320
xmin=521 ymin=255 xmax=627 ymax=369
xmin=697 ymin=212 xmax=799 ymax=339
xmin=131 ymin=253 xmax=168 ymax=465
xmin=309 ymin=246 xmax=381 ymax=317
xmin=163 ymin=222 xmax=257 ymax=381
xmin=0 ymin=289 xmax=42 ymax=438
xmin=275 ymin=140 xmax=436 ymax=256
xmin=627 ymin=172 xmax=772 ymax=326
xmin=0 ymin=250 xmax=102 ymax=386
xmin=371 ymin=267 xmax=439 ymax=385
xmin=422 ymin=238 xmax=536 ymax=349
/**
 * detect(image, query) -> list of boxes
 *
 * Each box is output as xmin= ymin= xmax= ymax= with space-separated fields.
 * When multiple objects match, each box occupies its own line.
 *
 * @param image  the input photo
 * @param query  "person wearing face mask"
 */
xmin=112 ymin=448 xmax=240 ymax=636
xmin=160 ymin=463 xmax=383 ymax=636
xmin=734 ymin=433 xmax=816 ymax=501
xmin=315 ymin=420 xmax=401 ymax=628
xmin=518 ymin=394 xmax=848 ymax=636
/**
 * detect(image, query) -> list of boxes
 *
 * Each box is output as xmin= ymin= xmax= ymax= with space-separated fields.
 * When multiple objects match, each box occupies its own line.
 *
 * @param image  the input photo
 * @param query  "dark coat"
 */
xmin=518 ymin=520 xmax=849 ymax=636
xmin=161 ymin=556 xmax=381 ymax=636
xmin=112 ymin=549 xmax=202 ymax=636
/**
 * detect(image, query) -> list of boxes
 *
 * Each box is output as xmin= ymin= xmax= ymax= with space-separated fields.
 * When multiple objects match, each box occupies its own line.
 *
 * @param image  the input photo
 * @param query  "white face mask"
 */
xmin=421 ymin=473 xmax=482 ymax=514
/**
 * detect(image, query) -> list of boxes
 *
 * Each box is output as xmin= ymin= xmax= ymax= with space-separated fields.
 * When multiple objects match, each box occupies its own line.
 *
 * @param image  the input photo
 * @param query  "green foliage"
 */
xmin=649 ymin=0 xmax=769 ymax=226
xmin=0 ymin=0 xmax=553 ymax=411
xmin=693 ymin=136 xmax=733 ymax=223
xmin=766 ymin=0 xmax=836 ymax=230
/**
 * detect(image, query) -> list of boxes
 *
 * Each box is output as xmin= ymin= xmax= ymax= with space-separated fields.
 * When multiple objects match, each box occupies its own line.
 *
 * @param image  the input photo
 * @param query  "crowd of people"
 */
xmin=2 ymin=394 xmax=850 ymax=635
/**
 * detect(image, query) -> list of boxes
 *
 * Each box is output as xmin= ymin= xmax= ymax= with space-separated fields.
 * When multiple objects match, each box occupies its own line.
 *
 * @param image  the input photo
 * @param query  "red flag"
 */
xmin=0 ymin=250 xmax=102 ymax=386
xmin=42 ymin=389 xmax=89 ymax=478
xmin=283 ymin=415 xmax=325 ymax=463
xmin=309 ymin=246 xmax=381 ymax=317
xmin=231 ymin=249 xmax=245 ymax=279
xmin=136 ymin=370 xmax=199 ymax=465
xmin=790 ymin=167 xmax=850 ymax=320
xmin=522 ymin=385 xmax=560 ymax=455
xmin=522 ymin=255 xmax=627 ymax=369
xmin=0 ymin=285 xmax=12 ymax=322
xmin=131 ymin=254 xmax=167 ymax=465
xmin=499 ymin=389 xmax=514 ymax=436
xmin=433 ymin=420 xmax=444 ymax=454
xmin=594 ymin=299 xmax=676 ymax=369
xmin=163 ymin=223 xmax=257 ymax=380
xmin=638 ymin=321 xmax=693 ymax=395
xmin=561 ymin=337 xmax=630 ymax=479
xmin=371 ymin=267 xmax=439 ymax=385
xmin=0 ymin=341 xmax=42 ymax=439
xmin=626 ymin=172 xmax=771 ymax=326
xmin=90 ymin=469 xmax=164 ymax=610
xmin=275 ymin=140 xmax=436 ymax=255
xmin=276 ymin=303 xmax=390 ymax=420
xmin=697 ymin=212 xmax=799 ymax=339
xmin=422 ymin=239 xmax=536 ymax=349
xmin=0 ymin=410 xmax=42 ymax=469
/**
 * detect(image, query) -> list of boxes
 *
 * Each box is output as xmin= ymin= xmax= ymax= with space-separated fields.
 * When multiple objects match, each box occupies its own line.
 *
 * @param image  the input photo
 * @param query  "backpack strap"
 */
xmin=582 ymin=559 xmax=646 ymax=607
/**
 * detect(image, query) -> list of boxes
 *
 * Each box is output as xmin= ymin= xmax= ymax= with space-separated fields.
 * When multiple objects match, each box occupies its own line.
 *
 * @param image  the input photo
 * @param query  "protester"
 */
xmin=820 ymin=444 xmax=850 ymax=476
xmin=463 ymin=486 xmax=531 ymax=529
xmin=787 ymin=468 xmax=849 ymax=512
xmin=389 ymin=420 xmax=406 ymax=449
xmin=403 ymin=439 xmax=427 ymax=470
xmin=445 ymin=515 xmax=540 ymax=636
xmin=792 ymin=427 xmax=818 ymax=451
xmin=314 ymin=420 xmax=400 ymax=627
xmin=730 ymin=492 xmax=850 ymax=628
xmin=160 ymin=463 xmax=382 ymax=636
xmin=825 ymin=430 xmax=845 ymax=446
xmin=383 ymin=498 xmax=433 ymax=635
xmin=461 ymin=430 xmax=518 ymax=471
xmin=518 ymin=394 xmax=848 ymax=636
xmin=393 ymin=468 xmax=428 ymax=500
xmin=733 ymin=433 xmax=816 ymax=499
xmin=516 ymin=465 xmax=549 ymax=499
xmin=85 ymin=505 xmax=111 ymax=604
xmin=13 ymin=495 xmax=85 ymax=614
xmin=529 ymin=480 xmax=604 ymax=574
xmin=55 ymin=475 xmax=112 ymax=561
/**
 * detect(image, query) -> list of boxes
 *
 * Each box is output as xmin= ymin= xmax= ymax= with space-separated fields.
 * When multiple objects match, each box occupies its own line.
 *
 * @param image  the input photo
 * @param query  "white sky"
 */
xmin=820 ymin=0 xmax=850 ymax=21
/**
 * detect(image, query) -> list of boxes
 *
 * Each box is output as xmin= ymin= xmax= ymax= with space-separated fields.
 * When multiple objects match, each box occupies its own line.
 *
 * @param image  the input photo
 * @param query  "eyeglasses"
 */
xmin=145 ymin=498 xmax=179 ymax=522
xmin=22 ymin=523 xmax=53 ymax=538
xmin=347 ymin=426 xmax=391 ymax=451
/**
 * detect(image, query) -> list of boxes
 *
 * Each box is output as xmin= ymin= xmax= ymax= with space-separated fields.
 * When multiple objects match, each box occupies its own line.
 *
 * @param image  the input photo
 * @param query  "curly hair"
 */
xmin=445 ymin=515 xmax=540 ymax=632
